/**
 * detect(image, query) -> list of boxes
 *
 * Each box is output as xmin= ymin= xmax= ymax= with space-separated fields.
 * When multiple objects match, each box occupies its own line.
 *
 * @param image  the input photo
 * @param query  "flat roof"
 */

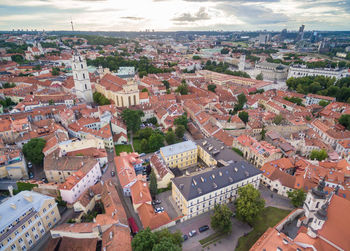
xmin=160 ymin=140 xmax=197 ymax=158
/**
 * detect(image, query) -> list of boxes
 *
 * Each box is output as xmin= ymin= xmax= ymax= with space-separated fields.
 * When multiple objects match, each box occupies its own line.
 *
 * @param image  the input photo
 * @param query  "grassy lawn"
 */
xmin=235 ymin=207 xmax=291 ymax=251
xmin=115 ymin=144 xmax=133 ymax=155
xmin=199 ymin=231 xmax=228 ymax=247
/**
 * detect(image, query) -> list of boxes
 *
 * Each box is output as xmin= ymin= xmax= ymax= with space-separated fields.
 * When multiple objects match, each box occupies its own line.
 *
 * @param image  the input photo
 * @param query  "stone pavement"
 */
xmin=259 ymin=185 xmax=294 ymax=210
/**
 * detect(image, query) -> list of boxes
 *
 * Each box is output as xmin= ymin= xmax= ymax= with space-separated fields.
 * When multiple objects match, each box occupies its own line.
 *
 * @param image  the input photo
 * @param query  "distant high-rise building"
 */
xmin=296 ymin=24 xmax=305 ymax=41
xmin=258 ymin=33 xmax=270 ymax=45
xmin=71 ymin=51 xmax=93 ymax=103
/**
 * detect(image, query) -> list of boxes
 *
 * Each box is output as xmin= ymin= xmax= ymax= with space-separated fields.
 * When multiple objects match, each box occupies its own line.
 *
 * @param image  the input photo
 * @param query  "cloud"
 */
xmin=120 ymin=16 xmax=145 ymax=20
xmin=172 ymin=7 xmax=210 ymax=22
xmin=217 ymin=3 xmax=289 ymax=24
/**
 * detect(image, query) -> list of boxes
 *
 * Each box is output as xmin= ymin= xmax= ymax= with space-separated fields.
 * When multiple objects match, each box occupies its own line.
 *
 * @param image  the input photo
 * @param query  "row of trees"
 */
xmin=138 ymin=128 xmax=165 ymax=153
xmin=87 ymin=56 xmax=174 ymax=78
xmin=203 ymin=60 xmax=251 ymax=78
xmin=286 ymin=76 xmax=350 ymax=103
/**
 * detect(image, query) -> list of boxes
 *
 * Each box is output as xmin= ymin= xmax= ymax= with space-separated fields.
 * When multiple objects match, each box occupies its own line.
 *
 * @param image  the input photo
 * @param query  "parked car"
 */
xmin=151 ymin=200 xmax=161 ymax=205
xmin=198 ymin=225 xmax=209 ymax=233
xmin=154 ymin=207 xmax=164 ymax=213
xmin=27 ymin=162 xmax=32 ymax=168
xmin=111 ymin=171 xmax=115 ymax=176
xmin=29 ymin=172 xmax=34 ymax=179
xmin=188 ymin=230 xmax=197 ymax=237
xmin=183 ymin=234 xmax=188 ymax=241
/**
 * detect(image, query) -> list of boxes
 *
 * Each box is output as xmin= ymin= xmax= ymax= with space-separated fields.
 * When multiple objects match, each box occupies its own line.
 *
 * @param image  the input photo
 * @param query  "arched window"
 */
xmin=75 ymin=74 xmax=78 ymax=79
xmin=85 ymin=84 xmax=87 ymax=90
xmin=83 ymin=73 xmax=85 ymax=79
xmin=74 ymin=64 xmax=76 ymax=69
xmin=81 ymin=64 xmax=83 ymax=69
xmin=316 ymin=202 xmax=319 ymax=208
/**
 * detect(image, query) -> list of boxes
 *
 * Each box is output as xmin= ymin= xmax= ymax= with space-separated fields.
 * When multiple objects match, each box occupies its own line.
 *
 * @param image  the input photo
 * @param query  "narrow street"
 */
xmin=105 ymin=147 xmax=143 ymax=231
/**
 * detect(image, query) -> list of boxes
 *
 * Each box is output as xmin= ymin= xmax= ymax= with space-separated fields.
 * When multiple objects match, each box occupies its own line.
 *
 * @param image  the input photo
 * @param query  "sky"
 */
xmin=0 ymin=0 xmax=349 ymax=31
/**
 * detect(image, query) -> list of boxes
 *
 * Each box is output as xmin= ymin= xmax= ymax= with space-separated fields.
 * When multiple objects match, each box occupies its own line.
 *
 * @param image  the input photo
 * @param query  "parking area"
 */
xmin=169 ymin=211 xmax=213 ymax=251
xmin=156 ymin=190 xmax=182 ymax=219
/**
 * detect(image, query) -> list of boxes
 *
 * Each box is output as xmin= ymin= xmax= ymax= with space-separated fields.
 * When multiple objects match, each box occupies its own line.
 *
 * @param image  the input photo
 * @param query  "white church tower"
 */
xmin=71 ymin=51 xmax=93 ymax=103
xmin=238 ymin=54 xmax=246 ymax=71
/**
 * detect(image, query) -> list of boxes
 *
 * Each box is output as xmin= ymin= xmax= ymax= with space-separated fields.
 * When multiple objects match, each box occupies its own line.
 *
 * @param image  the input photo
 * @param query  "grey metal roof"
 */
xmin=172 ymin=160 xmax=261 ymax=201
xmin=160 ymin=140 xmax=197 ymax=158
xmin=0 ymin=191 xmax=53 ymax=231
xmin=195 ymin=137 xmax=244 ymax=164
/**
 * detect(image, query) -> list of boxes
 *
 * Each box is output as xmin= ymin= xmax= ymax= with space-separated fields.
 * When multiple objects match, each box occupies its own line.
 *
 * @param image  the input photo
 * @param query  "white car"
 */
xmin=188 ymin=230 xmax=197 ymax=237
xmin=154 ymin=207 xmax=164 ymax=213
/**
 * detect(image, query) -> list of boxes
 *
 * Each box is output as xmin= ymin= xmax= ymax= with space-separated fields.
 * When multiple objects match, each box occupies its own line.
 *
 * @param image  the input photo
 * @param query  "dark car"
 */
xmin=183 ymin=234 xmax=188 ymax=241
xmin=111 ymin=171 xmax=115 ymax=176
xmin=198 ymin=225 xmax=209 ymax=233
xmin=29 ymin=172 xmax=34 ymax=179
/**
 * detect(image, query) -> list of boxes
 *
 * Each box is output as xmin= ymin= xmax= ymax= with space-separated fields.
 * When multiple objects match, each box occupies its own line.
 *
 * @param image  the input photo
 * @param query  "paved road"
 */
xmin=259 ymin=185 xmax=293 ymax=210
xmin=31 ymin=208 xmax=74 ymax=251
xmin=168 ymin=204 xmax=251 ymax=251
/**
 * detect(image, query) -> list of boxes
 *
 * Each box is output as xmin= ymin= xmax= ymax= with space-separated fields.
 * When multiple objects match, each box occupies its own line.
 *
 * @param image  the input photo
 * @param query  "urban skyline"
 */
xmin=0 ymin=0 xmax=350 ymax=31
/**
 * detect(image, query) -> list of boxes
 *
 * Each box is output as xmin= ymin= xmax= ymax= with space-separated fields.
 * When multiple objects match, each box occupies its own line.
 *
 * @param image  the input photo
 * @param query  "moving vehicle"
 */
xmin=183 ymin=234 xmax=188 ymax=241
xmin=198 ymin=225 xmax=209 ymax=233
xmin=110 ymin=171 xmax=115 ymax=176
xmin=188 ymin=230 xmax=197 ymax=237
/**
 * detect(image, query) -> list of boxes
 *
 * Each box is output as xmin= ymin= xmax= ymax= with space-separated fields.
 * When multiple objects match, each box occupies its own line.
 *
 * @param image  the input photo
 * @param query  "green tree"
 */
xmin=162 ymin=80 xmax=170 ymax=89
xmin=141 ymin=138 xmax=148 ymax=152
xmin=273 ymin=114 xmax=284 ymax=125
xmin=256 ymin=73 xmax=264 ymax=80
xmin=235 ymin=184 xmax=265 ymax=225
xmin=139 ymin=127 xmax=153 ymax=139
xmin=192 ymin=55 xmax=201 ymax=60
xmin=174 ymin=114 xmax=188 ymax=129
xmin=154 ymin=229 xmax=183 ymax=248
xmin=149 ymin=169 xmax=158 ymax=198
xmin=176 ymin=82 xmax=189 ymax=95
xmin=175 ymin=125 xmax=185 ymax=139
xmin=210 ymin=204 xmax=233 ymax=234
xmin=237 ymin=93 xmax=247 ymax=105
xmin=51 ymin=67 xmax=60 ymax=76
xmin=146 ymin=117 xmax=158 ymax=125
xmin=208 ymin=84 xmax=217 ymax=93
xmin=165 ymin=130 xmax=176 ymax=145
xmin=287 ymin=189 xmax=306 ymax=207
xmin=93 ymin=92 xmax=111 ymax=106
xmin=339 ymin=114 xmax=350 ymax=130
xmin=220 ymin=48 xmax=230 ymax=54
xmin=131 ymin=228 xmax=157 ymax=251
xmin=11 ymin=55 xmax=24 ymax=63
xmin=152 ymin=238 xmax=181 ymax=251
xmin=48 ymin=99 xmax=54 ymax=105
xmin=121 ymin=109 xmax=144 ymax=133
xmin=22 ymin=138 xmax=46 ymax=165
xmin=318 ymin=100 xmax=330 ymax=107
xmin=310 ymin=149 xmax=328 ymax=161
xmin=148 ymin=133 xmax=164 ymax=152
xmin=260 ymin=125 xmax=267 ymax=140
xmin=238 ymin=111 xmax=249 ymax=124
xmin=141 ymin=88 xmax=148 ymax=92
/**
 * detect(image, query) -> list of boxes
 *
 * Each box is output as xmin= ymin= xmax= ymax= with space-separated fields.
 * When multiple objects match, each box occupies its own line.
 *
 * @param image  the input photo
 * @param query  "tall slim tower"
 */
xmin=71 ymin=51 xmax=93 ymax=103
xmin=238 ymin=54 xmax=245 ymax=71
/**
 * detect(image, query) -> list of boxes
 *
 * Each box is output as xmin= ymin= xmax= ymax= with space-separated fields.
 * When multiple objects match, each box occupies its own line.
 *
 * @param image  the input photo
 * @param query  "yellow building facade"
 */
xmin=160 ymin=141 xmax=198 ymax=169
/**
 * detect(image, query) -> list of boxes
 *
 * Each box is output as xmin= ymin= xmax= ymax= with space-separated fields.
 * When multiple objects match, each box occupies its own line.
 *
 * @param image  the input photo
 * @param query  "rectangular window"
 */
xmin=11 ymin=244 xmax=16 ymax=250
xmin=25 ymin=233 xmax=29 ymax=238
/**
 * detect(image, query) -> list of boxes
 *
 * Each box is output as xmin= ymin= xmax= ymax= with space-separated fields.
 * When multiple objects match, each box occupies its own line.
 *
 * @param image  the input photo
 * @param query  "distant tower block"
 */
xmin=238 ymin=54 xmax=246 ymax=71
xmin=71 ymin=51 xmax=93 ymax=103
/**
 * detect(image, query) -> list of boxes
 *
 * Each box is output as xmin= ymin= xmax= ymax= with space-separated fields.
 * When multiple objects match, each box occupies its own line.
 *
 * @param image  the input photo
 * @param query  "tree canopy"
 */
xmin=256 ymin=73 xmax=264 ymax=80
xmin=273 ymin=114 xmax=284 ymax=125
xmin=176 ymin=82 xmax=189 ymax=95
xmin=211 ymin=204 xmax=233 ymax=233
xmin=22 ymin=138 xmax=46 ymax=165
xmin=149 ymin=169 xmax=157 ymax=198
xmin=121 ymin=109 xmax=144 ymax=133
xmin=93 ymin=92 xmax=111 ymax=106
xmin=235 ymin=184 xmax=265 ymax=225
xmin=238 ymin=111 xmax=249 ymax=124
xmin=208 ymin=84 xmax=217 ymax=93
xmin=174 ymin=114 xmax=188 ymax=129
xmin=309 ymin=149 xmax=328 ymax=161
xmin=175 ymin=125 xmax=185 ymax=139
xmin=287 ymin=189 xmax=306 ymax=207
xmin=165 ymin=130 xmax=176 ymax=145
xmin=203 ymin=60 xmax=250 ymax=78
xmin=132 ymin=228 xmax=182 ymax=251
xmin=339 ymin=114 xmax=350 ymax=130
